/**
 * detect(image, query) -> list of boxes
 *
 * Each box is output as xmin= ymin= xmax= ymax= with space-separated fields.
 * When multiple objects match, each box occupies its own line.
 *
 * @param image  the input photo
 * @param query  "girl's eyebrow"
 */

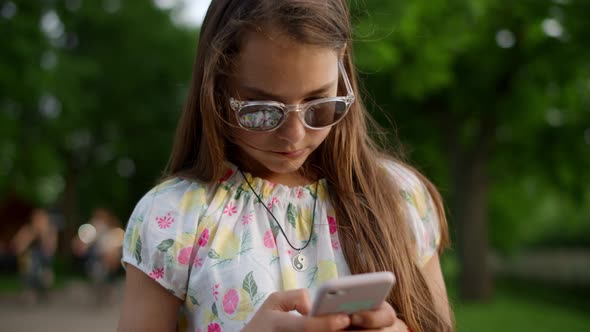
xmin=240 ymin=80 xmax=337 ymax=101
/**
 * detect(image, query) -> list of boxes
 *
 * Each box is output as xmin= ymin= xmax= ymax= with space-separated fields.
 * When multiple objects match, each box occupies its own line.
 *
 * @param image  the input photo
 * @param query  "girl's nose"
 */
xmin=275 ymin=111 xmax=306 ymax=144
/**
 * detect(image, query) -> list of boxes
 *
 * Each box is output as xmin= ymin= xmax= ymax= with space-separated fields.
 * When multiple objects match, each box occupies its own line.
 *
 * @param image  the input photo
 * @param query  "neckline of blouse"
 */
xmin=222 ymin=161 xmax=328 ymax=196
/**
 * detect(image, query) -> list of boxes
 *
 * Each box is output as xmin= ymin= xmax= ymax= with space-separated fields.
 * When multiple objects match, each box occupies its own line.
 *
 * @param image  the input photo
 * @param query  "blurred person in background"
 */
xmin=10 ymin=208 xmax=58 ymax=305
xmin=72 ymin=207 xmax=124 ymax=305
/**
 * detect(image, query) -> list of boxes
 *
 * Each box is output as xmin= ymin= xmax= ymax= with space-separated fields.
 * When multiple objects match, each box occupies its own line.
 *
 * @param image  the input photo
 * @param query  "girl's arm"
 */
xmin=118 ymin=265 xmax=182 ymax=332
xmin=422 ymin=253 xmax=452 ymax=326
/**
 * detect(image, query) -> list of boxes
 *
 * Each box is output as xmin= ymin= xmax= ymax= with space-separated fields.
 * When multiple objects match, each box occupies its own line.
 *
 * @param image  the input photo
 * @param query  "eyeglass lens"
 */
xmin=237 ymin=101 xmax=347 ymax=131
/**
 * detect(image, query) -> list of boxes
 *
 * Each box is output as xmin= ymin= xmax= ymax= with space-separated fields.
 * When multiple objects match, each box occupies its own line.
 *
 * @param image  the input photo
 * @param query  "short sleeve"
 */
xmin=384 ymin=162 xmax=441 ymax=266
xmin=122 ymin=178 xmax=208 ymax=299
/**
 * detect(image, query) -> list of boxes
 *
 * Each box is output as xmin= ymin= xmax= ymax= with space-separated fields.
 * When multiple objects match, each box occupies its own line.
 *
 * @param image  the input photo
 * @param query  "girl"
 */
xmin=119 ymin=1 xmax=453 ymax=331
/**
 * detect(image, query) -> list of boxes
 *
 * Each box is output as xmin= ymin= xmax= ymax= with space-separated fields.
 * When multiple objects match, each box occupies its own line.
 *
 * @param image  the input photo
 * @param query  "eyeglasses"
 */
xmin=229 ymin=60 xmax=355 ymax=132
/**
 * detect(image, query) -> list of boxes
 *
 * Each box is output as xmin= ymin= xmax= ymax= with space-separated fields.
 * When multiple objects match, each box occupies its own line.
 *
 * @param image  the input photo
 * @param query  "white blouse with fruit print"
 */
xmin=121 ymin=161 xmax=440 ymax=332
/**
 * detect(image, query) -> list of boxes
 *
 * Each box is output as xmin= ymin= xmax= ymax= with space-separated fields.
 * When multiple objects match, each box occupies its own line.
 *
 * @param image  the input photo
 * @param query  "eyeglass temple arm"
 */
xmin=338 ymin=60 xmax=355 ymax=102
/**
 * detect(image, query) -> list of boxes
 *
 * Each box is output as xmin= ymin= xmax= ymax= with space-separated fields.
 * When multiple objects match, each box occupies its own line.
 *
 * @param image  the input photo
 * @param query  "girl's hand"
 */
xmin=242 ymin=289 xmax=351 ymax=332
xmin=348 ymin=302 xmax=411 ymax=332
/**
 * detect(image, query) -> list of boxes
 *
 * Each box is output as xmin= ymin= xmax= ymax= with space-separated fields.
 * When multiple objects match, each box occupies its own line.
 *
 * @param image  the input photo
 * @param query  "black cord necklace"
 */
xmin=240 ymin=169 xmax=319 ymax=272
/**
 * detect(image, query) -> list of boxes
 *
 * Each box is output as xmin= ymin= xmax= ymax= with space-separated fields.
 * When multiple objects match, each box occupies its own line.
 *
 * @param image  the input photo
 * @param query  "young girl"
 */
xmin=119 ymin=1 xmax=453 ymax=331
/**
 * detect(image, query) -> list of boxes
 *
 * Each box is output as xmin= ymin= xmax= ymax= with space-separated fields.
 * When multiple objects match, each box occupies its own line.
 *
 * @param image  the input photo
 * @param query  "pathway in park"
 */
xmin=0 ymin=279 xmax=123 ymax=332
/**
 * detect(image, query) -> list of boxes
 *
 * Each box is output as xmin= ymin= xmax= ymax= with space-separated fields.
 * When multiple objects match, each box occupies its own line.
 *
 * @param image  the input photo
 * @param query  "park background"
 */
xmin=1 ymin=0 xmax=589 ymax=331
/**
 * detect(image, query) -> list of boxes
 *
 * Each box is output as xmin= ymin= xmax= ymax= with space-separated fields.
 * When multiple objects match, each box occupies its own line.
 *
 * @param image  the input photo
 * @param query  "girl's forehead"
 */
xmin=234 ymin=30 xmax=340 ymax=99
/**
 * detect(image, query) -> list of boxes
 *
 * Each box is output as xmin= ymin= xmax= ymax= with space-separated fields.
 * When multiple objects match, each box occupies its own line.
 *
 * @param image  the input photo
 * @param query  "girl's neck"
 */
xmin=235 ymin=159 xmax=317 ymax=187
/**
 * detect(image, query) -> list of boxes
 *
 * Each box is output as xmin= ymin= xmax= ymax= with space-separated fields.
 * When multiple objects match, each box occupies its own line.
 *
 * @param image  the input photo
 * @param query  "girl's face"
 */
xmin=231 ymin=29 xmax=340 ymax=184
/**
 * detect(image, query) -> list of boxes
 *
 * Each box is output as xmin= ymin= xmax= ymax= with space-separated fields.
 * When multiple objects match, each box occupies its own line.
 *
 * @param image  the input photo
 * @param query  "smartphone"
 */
xmin=310 ymin=271 xmax=396 ymax=316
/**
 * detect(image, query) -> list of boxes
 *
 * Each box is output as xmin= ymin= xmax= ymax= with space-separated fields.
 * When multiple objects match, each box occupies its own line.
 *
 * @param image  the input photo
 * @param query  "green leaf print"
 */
xmin=287 ymin=203 xmax=297 ymax=229
xmin=189 ymin=295 xmax=200 ymax=306
xmin=270 ymin=223 xmax=280 ymax=238
xmin=212 ymin=302 xmax=219 ymax=319
xmin=134 ymin=236 xmax=142 ymax=265
xmin=302 ymin=233 xmax=318 ymax=247
xmin=243 ymin=271 xmax=258 ymax=299
xmin=400 ymin=190 xmax=412 ymax=203
xmin=306 ymin=266 xmax=318 ymax=289
xmin=269 ymin=255 xmax=279 ymax=265
xmin=253 ymin=293 xmax=266 ymax=306
xmin=165 ymin=252 xmax=175 ymax=270
xmin=240 ymin=230 xmax=252 ymax=251
xmin=234 ymin=186 xmax=244 ymax=200
xmin=208 ymin=249 xmax=221 ymax=259
xmin=157 ymin=239 xmax=174 ymax=252
xmin=306 ymin=186 xmax=317 ymax=199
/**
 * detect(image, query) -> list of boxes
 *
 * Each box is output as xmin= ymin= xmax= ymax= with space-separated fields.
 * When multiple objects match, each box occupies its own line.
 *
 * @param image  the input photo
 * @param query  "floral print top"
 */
xmin=121 ymin=161 xmax=441 ymax=332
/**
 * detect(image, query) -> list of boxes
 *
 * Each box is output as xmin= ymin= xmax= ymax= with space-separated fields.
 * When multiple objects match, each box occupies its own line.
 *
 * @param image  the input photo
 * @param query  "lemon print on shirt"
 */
xmin=172 ymin=232 xmax=197 ymax=258
xmin=179 ymin=187 xmax=206 ymax=214
xmin=129 ymin=222 xmax=140 ymax=255
xmin=281 ymin=266 xmax=297 ymax=290
xmin=296 ymin=208 xmax=313 ymax=242
xmin=406 ymin=186 xmax=429 ymax=220
xmin=210 ymin=226 xmax=240 ymax=260
xmin=317 ymin=260 xmax=338 ymax=283
xmin=222 ymin=288 xmax=254 ymax=321
xmin=211 ymin=186 xmax=230 ymax=211
xmin=316 ymin=181 xmax=328 ymax=201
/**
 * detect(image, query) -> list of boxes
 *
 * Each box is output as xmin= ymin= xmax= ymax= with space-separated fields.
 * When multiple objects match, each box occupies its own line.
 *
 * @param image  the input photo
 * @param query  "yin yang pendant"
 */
xmin=292 ymin=252 xmax=308 ymax=272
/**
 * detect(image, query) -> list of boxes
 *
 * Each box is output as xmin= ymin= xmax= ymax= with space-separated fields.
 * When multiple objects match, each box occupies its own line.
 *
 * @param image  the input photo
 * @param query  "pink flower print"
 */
xmin=198 ymin=228 xmax=210 ymax=247
xmin=287 ymin=249 xmax=292 ymax=255
xmin=327 ymin=216 xmax=337 ymax=234
xmin=156 ymin=212 xmax=174 ymax=229
xmin=194 ymin=256 xmax=203 ymax=268
xmin=177 ymin=246 xmax=193 ymax=265
xmin=207 ymin=322 xmax=221 ymax=332
xmin=213 ymin=284 xmax=220 ymax=301
xmin=222 ymin=288 xmax=239 ymax=315
xmin=148 ymin=267 xmax=164 ymax=280
xmin=331 ymin=239 xmax=340 ymax=250
xmin=263 ymin=230 xmax=276 ymax=249
xmin=267 ymin=197 xmax=279 ymax=210
xmin=223 ymin=202 xmax=238 ymax=216
xmin=242 ymin=213 xmax=254 ymax=225
xmin=296 ymin=187 xmax=304 ymax=199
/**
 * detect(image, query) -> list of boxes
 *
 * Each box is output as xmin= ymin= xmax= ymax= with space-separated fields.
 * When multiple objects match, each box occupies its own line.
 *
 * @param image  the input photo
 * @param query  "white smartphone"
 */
xmin=310 ymin=271 xmax=396 ymax=316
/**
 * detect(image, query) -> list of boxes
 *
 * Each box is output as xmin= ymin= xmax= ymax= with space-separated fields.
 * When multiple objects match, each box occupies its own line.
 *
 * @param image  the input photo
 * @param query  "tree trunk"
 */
xmin=454 ymin=148 xmax=492 ymax=301
xmin=451 ymin=115 xmax=495 ymax=301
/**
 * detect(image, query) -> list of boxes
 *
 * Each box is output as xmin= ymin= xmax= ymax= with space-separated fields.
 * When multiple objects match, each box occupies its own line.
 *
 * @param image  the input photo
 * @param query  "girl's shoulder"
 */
xmin=380 ymin=158 xmax=424 ymax=191
xmin=381 ymin=158 xmax=442 ymax=265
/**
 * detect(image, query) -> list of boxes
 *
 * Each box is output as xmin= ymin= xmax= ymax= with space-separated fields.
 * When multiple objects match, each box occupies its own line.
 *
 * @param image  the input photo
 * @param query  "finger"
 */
xmin=282 ymin=314 xmax=350 ymax=332
xmin=350 ymin=302 xmax=397 ymax=329
xmin=262 ymin=289 xmax=312 ymax=315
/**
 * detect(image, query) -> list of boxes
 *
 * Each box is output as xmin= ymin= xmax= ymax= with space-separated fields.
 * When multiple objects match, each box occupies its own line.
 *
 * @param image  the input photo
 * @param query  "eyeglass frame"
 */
xmin=229 ymin=60 xmax=355 ymax=132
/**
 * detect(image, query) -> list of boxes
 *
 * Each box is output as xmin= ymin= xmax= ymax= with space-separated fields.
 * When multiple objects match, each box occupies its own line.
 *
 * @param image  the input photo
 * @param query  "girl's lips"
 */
xmin=272 ymin=149 xmax=305 ymax=158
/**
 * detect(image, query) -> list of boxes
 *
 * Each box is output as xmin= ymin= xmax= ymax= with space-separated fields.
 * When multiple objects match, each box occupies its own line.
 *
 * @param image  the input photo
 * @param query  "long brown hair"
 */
xmin=166 ymin=1 xmax=452 ymax=331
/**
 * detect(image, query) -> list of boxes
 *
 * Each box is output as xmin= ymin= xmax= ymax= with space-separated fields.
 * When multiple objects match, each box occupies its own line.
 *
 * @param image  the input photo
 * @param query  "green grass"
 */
xmin=454 ymin=289 xmax=590 ymax=331
xmin=442 ymin=254 xmax=590 ymax=331
xmin=448 ymin=276 xmax=590 ymax=332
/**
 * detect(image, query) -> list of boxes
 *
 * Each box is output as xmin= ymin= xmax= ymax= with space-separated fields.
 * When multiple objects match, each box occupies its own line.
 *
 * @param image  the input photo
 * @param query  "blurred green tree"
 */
xmin=351 ymin=0 xmax=590 ymax=301
xmin=0 ymin=1 xmax=196 ymax=238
